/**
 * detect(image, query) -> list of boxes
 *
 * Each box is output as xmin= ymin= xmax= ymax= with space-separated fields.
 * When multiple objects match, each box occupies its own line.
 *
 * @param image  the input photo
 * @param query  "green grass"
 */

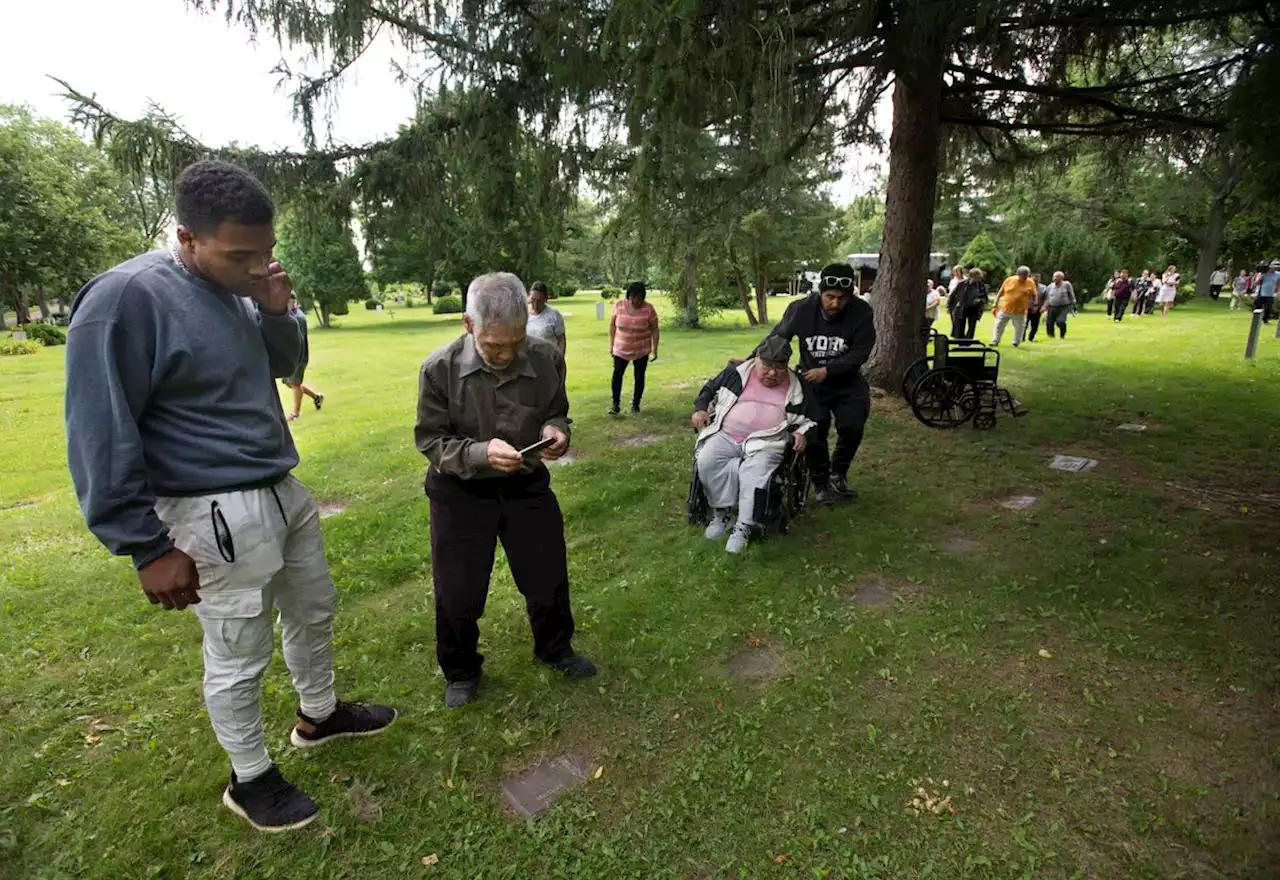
xmin=3 ymin=296 xmax=1279 ymax=878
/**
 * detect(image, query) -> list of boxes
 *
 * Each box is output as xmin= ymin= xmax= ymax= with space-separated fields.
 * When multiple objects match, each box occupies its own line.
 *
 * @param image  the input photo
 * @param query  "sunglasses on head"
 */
xmin=822 ymin=276 xmax=854 ymax=290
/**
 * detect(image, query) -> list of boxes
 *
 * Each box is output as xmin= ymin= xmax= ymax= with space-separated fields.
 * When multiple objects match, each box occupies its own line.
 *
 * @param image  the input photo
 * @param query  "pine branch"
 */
xmin=1002 ymin=3 xmax=1270 ymax=31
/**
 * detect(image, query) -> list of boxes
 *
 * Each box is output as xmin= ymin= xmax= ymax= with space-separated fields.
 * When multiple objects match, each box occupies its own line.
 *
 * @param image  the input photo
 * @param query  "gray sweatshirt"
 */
xmin=65 ymin=251 xmax=302 ymax=569
xmin=1045 ymin=281 xmax=1076 ymax=307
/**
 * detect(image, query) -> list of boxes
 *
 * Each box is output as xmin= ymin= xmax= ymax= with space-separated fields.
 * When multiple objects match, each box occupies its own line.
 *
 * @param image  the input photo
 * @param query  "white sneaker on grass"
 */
xmin=704 ymin=509 xmax=734 ymax=540
xmin=725 ymin=524 xmax=750 ymax=554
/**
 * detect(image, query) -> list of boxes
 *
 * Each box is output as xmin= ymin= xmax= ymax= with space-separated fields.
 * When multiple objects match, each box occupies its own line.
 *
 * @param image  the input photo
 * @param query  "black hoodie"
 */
xmin=769 ymin=293 xmax=876 ymax=394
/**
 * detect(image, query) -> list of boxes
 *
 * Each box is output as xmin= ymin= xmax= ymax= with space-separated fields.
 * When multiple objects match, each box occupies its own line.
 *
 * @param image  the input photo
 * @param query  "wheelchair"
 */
xmin=686 ymin=441 xmax=812 ymax=540
xmin=902 ymin=331 xmax=1028 ymax=430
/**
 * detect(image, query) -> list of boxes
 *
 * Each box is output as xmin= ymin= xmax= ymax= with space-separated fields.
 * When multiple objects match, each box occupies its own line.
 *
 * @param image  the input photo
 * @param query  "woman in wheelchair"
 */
xmin=689 ymin=336 xmax=816 ymax=553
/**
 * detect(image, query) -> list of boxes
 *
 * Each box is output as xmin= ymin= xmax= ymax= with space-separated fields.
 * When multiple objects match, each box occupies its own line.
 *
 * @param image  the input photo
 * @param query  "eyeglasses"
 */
xmin=821 ymin=276 xmax=854 ymax=290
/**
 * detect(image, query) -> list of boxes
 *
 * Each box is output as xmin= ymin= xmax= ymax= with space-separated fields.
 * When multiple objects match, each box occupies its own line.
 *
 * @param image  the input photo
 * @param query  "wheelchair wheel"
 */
xmin=910 ymin=367 xmax=977 ymax=428
xmin=900 ymin=357 xmax=930 ymax=401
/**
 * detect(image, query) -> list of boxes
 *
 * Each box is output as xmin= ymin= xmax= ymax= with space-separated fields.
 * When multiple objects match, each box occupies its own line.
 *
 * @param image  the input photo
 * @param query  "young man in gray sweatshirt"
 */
xmin=65 ymin=160 xmax=395 ymax=833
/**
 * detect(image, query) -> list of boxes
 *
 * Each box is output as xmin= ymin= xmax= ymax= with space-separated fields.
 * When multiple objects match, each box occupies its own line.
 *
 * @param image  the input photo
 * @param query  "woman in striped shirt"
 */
xmin=608 ymin=282 xmax=660 ymax=415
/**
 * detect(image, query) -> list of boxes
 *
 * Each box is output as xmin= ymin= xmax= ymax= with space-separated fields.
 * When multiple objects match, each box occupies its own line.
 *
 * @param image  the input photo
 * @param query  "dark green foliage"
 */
xmin=601 ymin=286 xmax=623 ymax=300
xmin=431 ymin=281 xmax=452 ymax=300
xmin=21 ymin=323 xmax=66 ymax=346
xmin=960 ymin=232 xmax=1009 ymax=285
xmin=433 ymin=296 xmax=463 ymax=315
xmin=275 ymin=203 xmax=366 ymax=327
xmin=364 ymin=299 xmax=380 ymax=310
xmin=558 ymin=286 xmax=577 ymax=298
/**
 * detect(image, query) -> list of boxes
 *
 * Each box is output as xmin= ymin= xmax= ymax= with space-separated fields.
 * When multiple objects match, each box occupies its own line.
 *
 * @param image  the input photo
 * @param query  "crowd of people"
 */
xmin=61 ymin=160 xmax=880 ymax=834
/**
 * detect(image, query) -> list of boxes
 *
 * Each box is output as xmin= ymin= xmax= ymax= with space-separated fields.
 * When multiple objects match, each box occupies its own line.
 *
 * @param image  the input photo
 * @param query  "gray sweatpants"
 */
xmin=696 ymin=432 xmax=784 ymax=526
xmin=154 ymin=475 xmax=338 ymax=780
xmin=992 ymin=311 xmax=1027 ymax=345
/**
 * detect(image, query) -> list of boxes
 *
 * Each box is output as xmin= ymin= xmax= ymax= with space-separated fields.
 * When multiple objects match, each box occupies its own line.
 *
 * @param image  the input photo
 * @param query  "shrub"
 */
xmin=22 ymin=323 xmax=67 ymax=346
xmin=601 ymin=286 xmax=623 ymax=300
xmin=434 ymin=296 xmax=464 ymax=315
xmin=431 ymin=281 xmax=453 ymax=300
xmin=1 ymin=336 xmax=42 ymax=356
xmin=558 ymin=285 xmax=578 ymax=298
xmin=364 ymin=299 xmax=381 ymax=310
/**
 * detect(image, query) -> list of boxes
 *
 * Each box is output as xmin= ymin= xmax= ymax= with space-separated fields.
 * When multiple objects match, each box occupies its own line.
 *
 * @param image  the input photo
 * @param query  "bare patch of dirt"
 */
xmin=346 ymin=779 xmax=384 ymax=824
xmin=318 ymin=502 xmax=345 ymax=519
xmin=839 ymin=575 xmax=930 ymax=609
xmin=725 ymin=639 xmax=788 ymax=680
xmin=941 ymin=531 xmax=980 ymax=555
xmin=665 ymin=381 xmax=691 ymax=390
xmin=620 ymin=433 xmax=664 ymax=448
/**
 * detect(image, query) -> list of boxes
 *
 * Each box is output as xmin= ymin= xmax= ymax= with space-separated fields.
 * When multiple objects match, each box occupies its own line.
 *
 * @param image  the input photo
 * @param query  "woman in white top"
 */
xmin=1157 ymin=265 xmax=1179 ymax=317
xmin=947 ymin=265 xmax=965 ymax=294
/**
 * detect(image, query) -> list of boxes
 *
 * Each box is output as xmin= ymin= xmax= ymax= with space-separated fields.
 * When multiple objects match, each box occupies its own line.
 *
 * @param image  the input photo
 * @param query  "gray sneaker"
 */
xmin=704 ymin=509 xmax=734 ymax=539
xmin=815 ymin=485 xmax=837 ymax=506
xmin=725 ymin=524 xmax=750 ymax=554
xmin=444 ymin=675 xmax=480 ymax=709
xmin=828 ymin=475 xmax=856 ymax=498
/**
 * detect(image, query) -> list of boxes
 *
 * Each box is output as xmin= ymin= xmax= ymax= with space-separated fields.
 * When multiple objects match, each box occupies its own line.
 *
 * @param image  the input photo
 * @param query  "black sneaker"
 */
xmin=828 ymin=475 xmax=856 ymax=498
xmin=314 ymin=393 xmax=325 ymax=411
xmin=222 ymin=765 xmax=319 ymax=833
xmin=814 ymin=485 xmax=837 ymax=507
xmin=445 ymin=675 xmax=481 ymax=709
xmin=630 ymin=403 xmax=641 ymax=414
xmin=545 ymin=655 xmax=597 ymax=679
xmin=607 ymin=405 xmax=621 ymax=416
xmin=290 ymin=700 xmax=397 ymax=749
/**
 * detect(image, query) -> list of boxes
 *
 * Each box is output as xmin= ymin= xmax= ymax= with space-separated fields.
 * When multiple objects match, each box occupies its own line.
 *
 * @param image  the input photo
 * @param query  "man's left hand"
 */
xmin=250 ymin=261 xmax=293 ymax=315
xmin=539 ymin=425 xmax=570 ymax=461
xmin=803 ymin=367 xmax=828 ymax=384
xmin=793 ymin=432 xmax=807 ymax=453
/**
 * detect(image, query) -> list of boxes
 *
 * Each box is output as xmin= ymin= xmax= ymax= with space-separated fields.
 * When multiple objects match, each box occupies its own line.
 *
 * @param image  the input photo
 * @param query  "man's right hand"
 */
xmin=138 ymin=548 xmax=201 ymax=610
xmin=691 ymin=410 xmax=710 ymax=429
xmin=486 ymin=438 xmax=524 ymax=473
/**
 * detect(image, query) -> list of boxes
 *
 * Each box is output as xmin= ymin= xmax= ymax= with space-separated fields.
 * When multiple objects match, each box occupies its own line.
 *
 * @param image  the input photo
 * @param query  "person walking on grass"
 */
xmin=991 ymin=265 xmax=1036 ymax=347
xmin=1103 ymin=271 xmax=1117 ymax=318
xmin=947 ymin=267 xmax=988 ymax=339
xmin=1043 ymin=271 xmax=1076 ymax=338
xmin=1157 ymin=265 xmax=1180 ymax=317
xmin=608 ymin=281 xmax=659 ymax=415
xmin=1025 ymin=272 xmax=1048 ymax=341
xmin=1255 ymin=259 xmax=1280 ymax=324
xmin=64 ymin=160 xmax=396 ymax=834
xmin=282 ymin=294 xmax=325 ymax=421
xmin=526 ymin=281 xmax=567 ymax=354
xmin=414 ymin=273 xmax=595 ymax=709
xmin=769 ymin=263 xmax=875 ymax=506
xmin=1210 ymin=266 xmax=1229 ymax=301
xmin=1110 ymin=269 xmax=1134 ymax=323
xmin=1131 ymin=270 xmax=1153 ymax=317
xmin=1231 ymin=268 xmax=1252 ymax=310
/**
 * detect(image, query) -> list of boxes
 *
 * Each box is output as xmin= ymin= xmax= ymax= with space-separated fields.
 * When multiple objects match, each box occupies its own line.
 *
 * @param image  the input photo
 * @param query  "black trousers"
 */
xmin=1209 ymin=284 xmax=1223 ymax=300
xmin=1106 ymin=298 xmax=1115 ymax=317
xmin=807 ymin=385 xmax=870 ymax=485
xmin=1256 ymin=296 xmax=1276 ymax=322
xmin=1131 ymin=294 xmax=1145 ymax=315
xmin=950 ymin=309 xmax=980 ymax=339
xmin=1112 ymin=295 xmax=1131 ymax=321
xmin=611 ymin=355 xmax=649 ymax=408
xmin=1027 ymin=310 xmax=1042 ymax=340
xmin=1045 ymin=305 xmax=1069 ymax=337
xmin=426 ymin=467 xmax=575 ymax=682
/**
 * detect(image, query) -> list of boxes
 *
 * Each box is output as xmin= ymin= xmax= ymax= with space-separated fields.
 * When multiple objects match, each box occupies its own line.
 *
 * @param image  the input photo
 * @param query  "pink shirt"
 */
xmin=612 ymin=300 xmax=658 ymax=360
xmin=721 ymin=372 xmax=789 ymax=442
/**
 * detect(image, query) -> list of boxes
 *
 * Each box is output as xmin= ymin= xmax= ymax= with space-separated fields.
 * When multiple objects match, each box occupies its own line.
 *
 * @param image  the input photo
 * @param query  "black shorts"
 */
xmin=282 ymin=364 xmax=307 ymax=387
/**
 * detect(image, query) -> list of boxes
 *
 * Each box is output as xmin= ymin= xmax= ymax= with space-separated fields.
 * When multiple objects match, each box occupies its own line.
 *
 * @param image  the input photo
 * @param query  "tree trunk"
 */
xmin=11 ymin=288 xmax=31 ymax=325
xmin=319 ymin=303 xmax=331 ymax=328
xmin=863 ymin=25 xmax=948 ymax=393
xmin=754 ymin=272 xmax=770 ymax=325
xmin=728 ymin=248 xmax=758 ymax=325
xmin=35 ymin=281 xmax=50 ymax=322
xmin=1193 ymin=153 xmax=1241 ymax=298
xmin=0 ymin=304 xmax=7 ymax=330
xmin=677 ymin=250 xmax=699 ymax=328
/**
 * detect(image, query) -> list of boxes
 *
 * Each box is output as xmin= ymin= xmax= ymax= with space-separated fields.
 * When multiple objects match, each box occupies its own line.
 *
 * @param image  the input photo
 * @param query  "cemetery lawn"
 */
xmin=2 ymin=297 xmax=1279 ymax=879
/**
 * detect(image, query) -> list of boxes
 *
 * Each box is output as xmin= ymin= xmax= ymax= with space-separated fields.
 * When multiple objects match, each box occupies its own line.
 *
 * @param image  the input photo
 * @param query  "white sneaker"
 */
xmin=725 ymin=524 xmax=750 ymax=554
xmin=704 ymin=510 xmax=733 ymax=540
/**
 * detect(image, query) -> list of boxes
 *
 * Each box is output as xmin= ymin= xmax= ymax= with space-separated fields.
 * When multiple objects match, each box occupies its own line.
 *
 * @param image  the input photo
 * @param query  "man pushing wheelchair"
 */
xmin=690 ymin=336 xmax=815 ymax=553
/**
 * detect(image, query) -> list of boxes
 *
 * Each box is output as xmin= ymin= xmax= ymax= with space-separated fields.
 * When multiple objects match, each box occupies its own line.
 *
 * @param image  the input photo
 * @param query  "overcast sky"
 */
xmin=2 ymin=0 xmax=880 ymax=203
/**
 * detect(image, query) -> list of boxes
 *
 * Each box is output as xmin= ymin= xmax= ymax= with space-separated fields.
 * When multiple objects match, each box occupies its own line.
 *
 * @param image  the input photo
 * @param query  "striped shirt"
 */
xmin=611 ymin=300 xmax=658 ymax=360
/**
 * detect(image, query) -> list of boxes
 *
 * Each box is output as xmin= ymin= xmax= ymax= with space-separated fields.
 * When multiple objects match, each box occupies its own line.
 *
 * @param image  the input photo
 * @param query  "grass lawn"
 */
xmin=2 ymin=295 xmax=1279 ymax=878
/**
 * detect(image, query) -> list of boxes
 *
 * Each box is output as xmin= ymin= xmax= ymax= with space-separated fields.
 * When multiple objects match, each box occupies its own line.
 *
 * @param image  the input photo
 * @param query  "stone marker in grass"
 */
xmin=1117 ymin=423 xmax=1147 ymax=432
xmin=501 ymin=753 xmax=592 ymax=818
xmin=1048 ymin=455 xmax=1097 ymax=473
xmin=318 ymin=503 xmax=345 ymax=519
xmin=999 ymin=495 xmax=1039 ymax=511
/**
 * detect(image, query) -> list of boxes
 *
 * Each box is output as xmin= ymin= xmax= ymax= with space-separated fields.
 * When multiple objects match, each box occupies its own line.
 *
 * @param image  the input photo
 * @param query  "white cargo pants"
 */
xmin=696 ymin=432 xmax=784 ymax=526
xmin=154 ymin=475 xmax=338 ymax=780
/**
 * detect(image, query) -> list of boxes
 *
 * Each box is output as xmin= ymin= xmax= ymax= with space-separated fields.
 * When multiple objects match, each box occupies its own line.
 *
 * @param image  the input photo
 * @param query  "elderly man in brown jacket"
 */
xmin=415 ymin=272 xmax=596 ymax=709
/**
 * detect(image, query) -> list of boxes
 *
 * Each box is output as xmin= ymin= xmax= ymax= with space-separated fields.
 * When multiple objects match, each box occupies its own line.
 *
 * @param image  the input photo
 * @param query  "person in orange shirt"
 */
xmin=991 ymin=265 xmax=1037 ymax=347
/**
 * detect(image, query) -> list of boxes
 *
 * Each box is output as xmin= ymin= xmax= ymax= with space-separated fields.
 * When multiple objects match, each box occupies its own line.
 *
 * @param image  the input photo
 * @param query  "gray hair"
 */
xmin=1016 ymin=265 xmax=1031 ymax=276
xmin=465 ymin=273 xmax=528 ymax=331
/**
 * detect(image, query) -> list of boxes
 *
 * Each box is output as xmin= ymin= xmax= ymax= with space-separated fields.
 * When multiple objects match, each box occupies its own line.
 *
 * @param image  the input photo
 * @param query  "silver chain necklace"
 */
xmin=170 ymin=243 xmax=195 ymax=278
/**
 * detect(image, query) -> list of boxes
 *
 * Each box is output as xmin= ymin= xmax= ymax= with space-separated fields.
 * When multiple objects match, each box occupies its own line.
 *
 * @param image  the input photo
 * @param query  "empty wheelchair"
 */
xmin=902 ymin=332 xmax=1027 ymax=430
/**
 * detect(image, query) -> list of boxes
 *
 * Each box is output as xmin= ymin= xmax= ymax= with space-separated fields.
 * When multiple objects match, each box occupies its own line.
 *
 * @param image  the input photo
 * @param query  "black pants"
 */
xmin=611 ymin=355 xmax=648 ymax=409
xmin=1131 ymin=295 xmax=1145 ymax=315
xmin=1045 ymin=305 xmax=1069 ymax=338
xmin=1209 ymin=284 xmax=1222 ymax=300
xmin=1027 ymin=310 xmax=1042 ymax=340
xmin=950 ymin=309 xmax=980 ymax=339
xmin=1112 ymin=295 xmax=1131 ymax=321
xmin=426 ymin=467 xmax=575 ymax=682
xmin=1106 ymin=298 xmax=1115 ymax=317
xmin=807 ymin=386 xmax=870 ymax=485
xmin=1256 ymin=296 xmax=1276 ymax=323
